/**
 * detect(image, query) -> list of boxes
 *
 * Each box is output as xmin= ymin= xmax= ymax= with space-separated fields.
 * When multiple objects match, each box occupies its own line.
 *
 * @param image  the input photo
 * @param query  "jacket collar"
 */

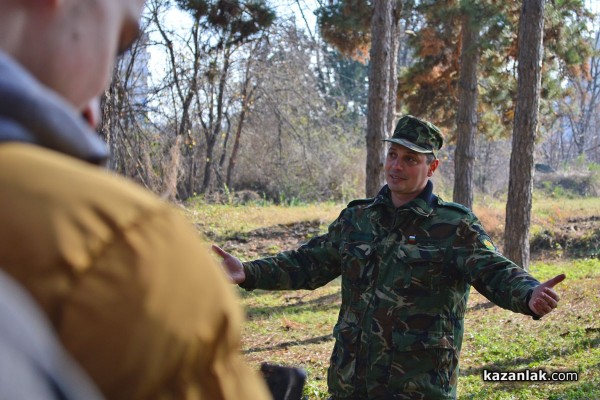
xmin=0 ymin=51 xmax=108 ymax=165
xmin=367 ymin=180 xmax=437 ymax=216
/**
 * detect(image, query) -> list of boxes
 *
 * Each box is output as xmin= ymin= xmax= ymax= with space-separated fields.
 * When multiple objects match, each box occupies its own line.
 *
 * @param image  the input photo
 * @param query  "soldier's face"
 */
xmin=385 ymin=144 xmax=438 ymax=204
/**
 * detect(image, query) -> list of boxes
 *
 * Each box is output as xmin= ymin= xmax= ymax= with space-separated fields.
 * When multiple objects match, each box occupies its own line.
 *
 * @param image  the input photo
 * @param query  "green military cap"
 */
xmin=383 ymin=115 xmax=444 ymax=155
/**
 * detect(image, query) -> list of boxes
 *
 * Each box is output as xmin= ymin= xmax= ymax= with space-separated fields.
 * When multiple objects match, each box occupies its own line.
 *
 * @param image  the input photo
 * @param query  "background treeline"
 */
xmin=99 ymin=0 xmax=600 ymax=204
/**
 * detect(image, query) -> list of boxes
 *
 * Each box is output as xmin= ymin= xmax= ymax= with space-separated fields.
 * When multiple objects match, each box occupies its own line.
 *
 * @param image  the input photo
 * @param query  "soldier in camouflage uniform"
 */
xmin=213 ymin=115 xmax=565 ymax=399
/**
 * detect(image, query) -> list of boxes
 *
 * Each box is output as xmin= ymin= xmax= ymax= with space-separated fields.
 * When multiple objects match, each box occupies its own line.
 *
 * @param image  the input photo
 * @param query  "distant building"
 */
xmin=118 ymin=32 xmax=151 ymax=122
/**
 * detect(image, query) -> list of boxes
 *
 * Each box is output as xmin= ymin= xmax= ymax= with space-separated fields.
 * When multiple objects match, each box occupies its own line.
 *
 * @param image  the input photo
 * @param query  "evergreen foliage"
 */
xmin=175 ymin=0 xmax=275 ymax=48
xmin=315 ymin=0 xmax=372 ymax=61
xmin=315 ymin=0 xmax=594 ymax=141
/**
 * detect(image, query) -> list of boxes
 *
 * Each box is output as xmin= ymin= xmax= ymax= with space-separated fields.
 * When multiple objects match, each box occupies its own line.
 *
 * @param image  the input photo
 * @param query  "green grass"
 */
xmin=459 ymin=274 xmax=600 ymax=399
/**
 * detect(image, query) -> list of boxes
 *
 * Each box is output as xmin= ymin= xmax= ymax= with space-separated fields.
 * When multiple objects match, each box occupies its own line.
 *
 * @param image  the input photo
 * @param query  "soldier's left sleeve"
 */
xmin=452 ymin=215 xmax=541 ymax=318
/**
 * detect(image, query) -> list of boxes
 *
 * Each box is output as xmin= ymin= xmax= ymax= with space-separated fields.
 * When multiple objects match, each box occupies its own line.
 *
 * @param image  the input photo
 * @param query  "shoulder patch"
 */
xmin=478 ymin=234 xmax=498 ymax=252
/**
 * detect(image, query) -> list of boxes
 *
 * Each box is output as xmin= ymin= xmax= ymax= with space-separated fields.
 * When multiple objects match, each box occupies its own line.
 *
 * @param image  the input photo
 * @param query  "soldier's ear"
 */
xmin=427 ymin=159 xmax=439 ymax=177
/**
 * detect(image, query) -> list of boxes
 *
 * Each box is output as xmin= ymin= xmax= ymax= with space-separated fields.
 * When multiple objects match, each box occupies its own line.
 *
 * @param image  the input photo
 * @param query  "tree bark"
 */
xmin=201 ymin=48 xmax=232 ymax=194
xmin=504 ymin=0 xmax=545 ymax=270
xmin=226 ymin=43 xmax=260 ymax=189
xmin=453 ymin=12 xmax=479 ymax=209
xmin=365 ymin=0 xmax=401 ymax=197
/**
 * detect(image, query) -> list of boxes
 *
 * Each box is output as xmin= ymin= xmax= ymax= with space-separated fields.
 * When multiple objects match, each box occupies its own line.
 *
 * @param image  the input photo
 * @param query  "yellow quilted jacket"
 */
xmin=0 ymin=143 xmax=271 ymax=400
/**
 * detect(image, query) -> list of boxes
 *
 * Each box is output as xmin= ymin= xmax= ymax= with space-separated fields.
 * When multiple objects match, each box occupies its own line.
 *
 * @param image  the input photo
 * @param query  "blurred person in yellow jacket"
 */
xmin=0 ymin=1 xmax=271 ymax=399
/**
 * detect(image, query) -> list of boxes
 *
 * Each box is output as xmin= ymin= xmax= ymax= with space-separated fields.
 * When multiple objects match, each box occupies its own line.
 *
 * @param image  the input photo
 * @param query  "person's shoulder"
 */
xmin=0 ymin=143 xmax=172 ymax=225
xmin=345 ymin=197 xmax=375 ymax=209
xmin=0 ymin=142 xmax=207 ymax=288
xmin=435 ymin=197 xmax=475 ymax=217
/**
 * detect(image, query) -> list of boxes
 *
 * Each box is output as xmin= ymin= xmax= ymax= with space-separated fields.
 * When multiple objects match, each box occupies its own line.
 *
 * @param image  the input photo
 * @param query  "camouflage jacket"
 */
xmin=241 ymin=182 xmax=540 ymax=399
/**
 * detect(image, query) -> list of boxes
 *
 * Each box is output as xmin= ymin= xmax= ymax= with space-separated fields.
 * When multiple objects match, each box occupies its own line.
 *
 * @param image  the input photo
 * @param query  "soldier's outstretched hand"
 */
xmin=528 ymin=274 xmax=566 ymax=318
xmin=212 ymin=244 xmax=246 ymax=284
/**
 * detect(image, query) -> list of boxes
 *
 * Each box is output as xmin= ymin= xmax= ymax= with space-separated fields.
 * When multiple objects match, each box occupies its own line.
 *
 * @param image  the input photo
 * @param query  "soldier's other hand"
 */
xmin=528 ymin=274 xmax=566 ymax=318
xmin=211 ymin=244 xmax=246 ymax=284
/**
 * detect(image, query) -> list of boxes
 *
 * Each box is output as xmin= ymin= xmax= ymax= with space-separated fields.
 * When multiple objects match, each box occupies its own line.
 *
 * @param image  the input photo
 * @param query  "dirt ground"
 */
xmin=217 ymin=220 xmax=324 ymax=259
xmin=530 ymin=215 xmax=600 ymax=259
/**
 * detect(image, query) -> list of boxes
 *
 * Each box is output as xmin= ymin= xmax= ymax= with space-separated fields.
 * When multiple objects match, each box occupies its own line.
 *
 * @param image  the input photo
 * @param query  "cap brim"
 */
xmin=382 ymin=138 xmax=433 ymax=154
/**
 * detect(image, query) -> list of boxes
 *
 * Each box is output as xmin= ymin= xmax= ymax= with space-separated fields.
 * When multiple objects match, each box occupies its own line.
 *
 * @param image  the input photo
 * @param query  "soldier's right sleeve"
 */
xmin=240 ymin=213 xmax=345 ymax=291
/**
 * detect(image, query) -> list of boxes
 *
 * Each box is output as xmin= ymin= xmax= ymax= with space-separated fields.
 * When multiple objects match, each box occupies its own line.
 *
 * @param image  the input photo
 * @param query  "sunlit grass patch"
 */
xmin=460 ymin=260 xmax=599 ymax=399
xmin=183 ymin=201 xmax=342 ymax=238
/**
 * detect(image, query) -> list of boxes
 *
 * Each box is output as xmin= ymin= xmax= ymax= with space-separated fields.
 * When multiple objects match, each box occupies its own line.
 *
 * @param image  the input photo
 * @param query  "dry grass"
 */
xmin=183 ymin=201 xmax=342 ymax=239
xmin=473 ymin=204 xmax=506 ymax=241
xmin=474 ymin=196 xmax=600 ymax=239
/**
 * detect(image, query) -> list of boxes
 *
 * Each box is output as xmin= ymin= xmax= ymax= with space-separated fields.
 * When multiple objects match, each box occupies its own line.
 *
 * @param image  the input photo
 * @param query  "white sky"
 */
xmin=145 ymin=1 xmax=319 ymax=79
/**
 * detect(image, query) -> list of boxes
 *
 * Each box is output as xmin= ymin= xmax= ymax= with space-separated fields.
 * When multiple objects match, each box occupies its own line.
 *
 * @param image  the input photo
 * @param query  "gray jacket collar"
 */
xmin=0 ymin=51 xmax=108 ymax=165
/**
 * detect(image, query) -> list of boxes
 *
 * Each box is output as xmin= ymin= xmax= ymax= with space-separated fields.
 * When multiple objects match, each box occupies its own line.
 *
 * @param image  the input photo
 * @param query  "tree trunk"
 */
xmin=226 ymin=45 xmax=258 ymax=189
xmin=453 ymin=12 xmax=479 ymax=209
xmin=386 ymin=4 xmax=401 ymax=162
xmin=504 ymin=0 xmax=545 ymax=270
xmin=227 ymin=95 xmax=250 ymax=188
xmin=365 ymin=0 xmax=401 ymax=197
xmin=201 ymin=137 xmax=217 ymax=193
xmin=99 ymin=81 xmax=119 ymax=171
xmin=201 ymin=48 xmax=231 ymax=194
